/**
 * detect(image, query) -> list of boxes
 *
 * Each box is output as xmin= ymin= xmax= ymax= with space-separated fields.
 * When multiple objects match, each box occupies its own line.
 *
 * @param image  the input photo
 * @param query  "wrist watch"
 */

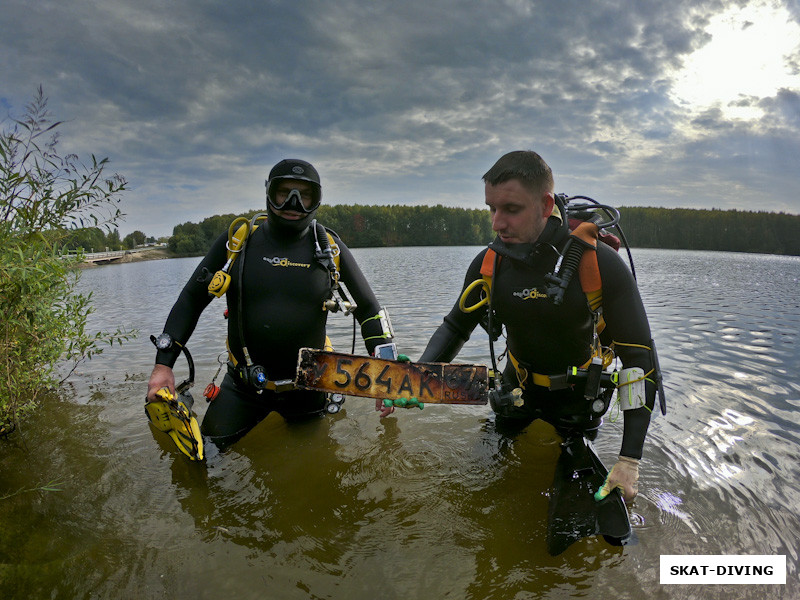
xmin=152 ymin=332 xmax=174 ymax=351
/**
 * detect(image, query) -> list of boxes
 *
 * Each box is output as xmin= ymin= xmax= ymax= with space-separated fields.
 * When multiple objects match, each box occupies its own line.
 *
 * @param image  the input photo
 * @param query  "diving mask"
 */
xmin=267 ymin=184 xmax=321 ymax=214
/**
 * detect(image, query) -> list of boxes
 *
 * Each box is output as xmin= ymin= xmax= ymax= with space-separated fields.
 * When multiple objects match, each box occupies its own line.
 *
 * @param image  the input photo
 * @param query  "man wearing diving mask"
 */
xmin=147 ymin=159 xmax=397 ymax=451
xmin=265 ymin=159 xmax=323 ymax=232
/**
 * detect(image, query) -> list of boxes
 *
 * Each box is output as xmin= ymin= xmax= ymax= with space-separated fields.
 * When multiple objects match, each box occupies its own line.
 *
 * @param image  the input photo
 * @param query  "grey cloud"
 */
xmin=1 ymin=0 xmax=797 ymax=236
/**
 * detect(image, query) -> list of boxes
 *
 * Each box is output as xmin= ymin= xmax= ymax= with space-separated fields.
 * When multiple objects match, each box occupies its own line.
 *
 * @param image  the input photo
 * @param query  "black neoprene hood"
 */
xmin=267 ymin=158 xmax=321 ymax=187
xmin=266 ymin=158 xmax=322 ymax=210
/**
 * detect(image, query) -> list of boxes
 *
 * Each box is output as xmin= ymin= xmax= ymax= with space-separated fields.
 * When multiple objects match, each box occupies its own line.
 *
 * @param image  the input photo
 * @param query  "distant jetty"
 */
xmin=73 ymin=246 xmax=173 ymax=267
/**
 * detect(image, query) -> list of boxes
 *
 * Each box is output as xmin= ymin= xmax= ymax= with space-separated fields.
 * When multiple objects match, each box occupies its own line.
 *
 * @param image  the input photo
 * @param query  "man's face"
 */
xmin=485 ymin=179 xmax=554 ymax=244
xmin=272 ymin=179 xmax=316 ymax=220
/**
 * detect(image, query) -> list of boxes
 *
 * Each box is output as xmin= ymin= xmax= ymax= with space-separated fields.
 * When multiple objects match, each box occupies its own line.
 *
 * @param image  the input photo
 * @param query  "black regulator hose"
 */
xmin=564 ymin=195 xmax=636 ymax=281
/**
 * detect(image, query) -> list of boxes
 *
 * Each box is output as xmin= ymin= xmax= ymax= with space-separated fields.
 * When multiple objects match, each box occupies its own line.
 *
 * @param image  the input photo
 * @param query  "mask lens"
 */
xmin=268 ymin=181 xmax=320 ymax=213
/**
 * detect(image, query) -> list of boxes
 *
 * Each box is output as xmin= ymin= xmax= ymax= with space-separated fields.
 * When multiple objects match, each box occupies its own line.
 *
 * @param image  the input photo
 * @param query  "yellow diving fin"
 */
xmin=145 ymin=387 xmax=204 ymax=461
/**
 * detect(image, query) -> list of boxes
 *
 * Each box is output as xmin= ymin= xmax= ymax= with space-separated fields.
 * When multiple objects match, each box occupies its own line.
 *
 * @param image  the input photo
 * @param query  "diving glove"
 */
xmin=383 ymin=397 xmax=424 ymax=410
xmin=145 ymin=387 xmax=204 ymax=461
xmin=594 ymin=456 xmax=639 ymax=503
xmin=375 ymin=353 xmax=410 ymax=417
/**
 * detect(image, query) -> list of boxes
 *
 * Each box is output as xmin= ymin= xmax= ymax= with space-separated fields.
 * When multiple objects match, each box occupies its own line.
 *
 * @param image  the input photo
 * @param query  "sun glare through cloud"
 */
xmin=671 ymin=1 xmax=800 ymax=120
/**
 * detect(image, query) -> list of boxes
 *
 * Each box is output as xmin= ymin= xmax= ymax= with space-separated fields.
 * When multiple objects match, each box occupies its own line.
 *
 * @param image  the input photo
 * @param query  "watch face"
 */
xmin=155 ymin=333 xmax=172 ymax=350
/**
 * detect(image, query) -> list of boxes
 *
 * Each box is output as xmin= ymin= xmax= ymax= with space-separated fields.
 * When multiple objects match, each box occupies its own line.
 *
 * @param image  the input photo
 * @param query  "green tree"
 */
xmin=105 ymin=228 xmax=123 ymax=250
xmin=0 ymin=87 xmax=134 ymax=431
xmin=617 ymin=206 xmax=800 ymax=255
xmin=62 ymin=226 xmax=107 ymax=252
xmin=122 ymin=229 xmax=147 ymax=249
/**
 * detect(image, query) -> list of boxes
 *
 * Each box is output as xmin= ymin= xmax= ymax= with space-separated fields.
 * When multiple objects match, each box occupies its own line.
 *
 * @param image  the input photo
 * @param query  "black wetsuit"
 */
xmin=156 ymin=218 xmax=385 ymax=447
xmin=420 ymin=215 xmax=656 ymax=459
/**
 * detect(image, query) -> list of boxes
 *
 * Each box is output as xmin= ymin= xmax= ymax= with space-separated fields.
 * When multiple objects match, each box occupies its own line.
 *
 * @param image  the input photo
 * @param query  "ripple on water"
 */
xmin=7 ymin=248 xmax=795 ymax=600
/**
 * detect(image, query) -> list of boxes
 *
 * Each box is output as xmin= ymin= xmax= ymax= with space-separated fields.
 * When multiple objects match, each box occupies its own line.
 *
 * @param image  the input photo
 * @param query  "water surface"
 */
xmin=1 ymin=247 xmax=797 ymax=599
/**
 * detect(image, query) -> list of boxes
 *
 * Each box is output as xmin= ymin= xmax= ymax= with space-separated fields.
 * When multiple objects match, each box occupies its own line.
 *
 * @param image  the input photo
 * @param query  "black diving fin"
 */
xmin=546 ymin=436 xmax=631 ymax=556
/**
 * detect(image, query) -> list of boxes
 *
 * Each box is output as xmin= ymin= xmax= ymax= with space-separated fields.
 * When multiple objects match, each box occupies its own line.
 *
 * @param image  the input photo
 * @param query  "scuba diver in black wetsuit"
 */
xmin=419 ymin=151 xmax=664 ymax=509
xmin=146 ymin=159 xmax=397 ymax=450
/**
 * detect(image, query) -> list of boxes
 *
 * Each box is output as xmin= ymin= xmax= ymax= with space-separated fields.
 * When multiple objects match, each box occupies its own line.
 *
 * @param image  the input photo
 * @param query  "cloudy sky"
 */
xmin=2 ymin=0 xmax=799 ymax=238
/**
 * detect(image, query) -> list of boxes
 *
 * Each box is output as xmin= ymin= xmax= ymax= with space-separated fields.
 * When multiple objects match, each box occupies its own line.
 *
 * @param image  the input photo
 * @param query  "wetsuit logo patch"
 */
xmin=513 ymin=287 xmax=548 ymax=301
xmin=264 ymin=256 xmax=311 ymax=268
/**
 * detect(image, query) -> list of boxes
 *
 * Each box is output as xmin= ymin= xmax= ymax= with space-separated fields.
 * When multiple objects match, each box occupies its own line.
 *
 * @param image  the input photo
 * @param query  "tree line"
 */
xmin=616 ymin=207 xmax=800 ymax=256
xmin=167 ymin=204 xmax=496 ymax=254
xmin=57 ymin=227 xmax=157 ymax=252
xmin=165 ymin=204 xmax=800 ymax=256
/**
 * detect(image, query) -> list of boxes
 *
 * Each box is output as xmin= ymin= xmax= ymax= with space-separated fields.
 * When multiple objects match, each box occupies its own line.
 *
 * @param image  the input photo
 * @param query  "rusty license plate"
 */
xmin=296 ymin=348 xmax=488 ymax=405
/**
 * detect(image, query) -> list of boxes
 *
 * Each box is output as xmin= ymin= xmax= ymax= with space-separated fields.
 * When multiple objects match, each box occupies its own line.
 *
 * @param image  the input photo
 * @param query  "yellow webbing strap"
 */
xmin=507 ymin=345 xmax=614 ymax=390
xmin=610 ymin=341 xmax=656 ymax=382
xmin=226 ymin=337 xmax=237 ymax=367
xmin=508 ymin=352 xmax=552 ymax=389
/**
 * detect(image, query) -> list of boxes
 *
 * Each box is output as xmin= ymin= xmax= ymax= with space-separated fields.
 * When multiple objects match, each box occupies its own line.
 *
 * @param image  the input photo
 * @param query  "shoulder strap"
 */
xmin=312 ymin=221 xmax=342 ymax=295
xmin=480 ymin=248 xmax=499 ymax=292
xmin=325 ymin=231 xmax=340 ymax=274
xmin=207 ymin=214 xmax=266 ymax=298
xmin=227 ymin=221 xmax=250 ymax=260
xmin=568 ymin=224 xmax=605 ymax=332
xmin=480 ymin=248 xmax=497 ymax=277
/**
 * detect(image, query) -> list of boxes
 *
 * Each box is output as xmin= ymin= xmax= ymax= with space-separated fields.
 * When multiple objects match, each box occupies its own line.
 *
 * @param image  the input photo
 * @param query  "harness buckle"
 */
xmin=583 ymin=357 xmax=604 ymax=400
xmin=270 ymin=379 xmax=296 ymax=393
xmin=547 ymin=373 xmax=571 ymax=390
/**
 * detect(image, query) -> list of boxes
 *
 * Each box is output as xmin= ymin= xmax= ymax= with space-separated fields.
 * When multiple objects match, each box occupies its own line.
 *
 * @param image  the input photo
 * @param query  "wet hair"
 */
xmin=482 ymin=150 xmax=554 ymax=195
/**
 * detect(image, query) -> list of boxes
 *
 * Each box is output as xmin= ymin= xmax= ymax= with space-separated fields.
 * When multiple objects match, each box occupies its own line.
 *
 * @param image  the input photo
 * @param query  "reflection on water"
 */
xmin=1 ymin=248 xmax=798 ymax=599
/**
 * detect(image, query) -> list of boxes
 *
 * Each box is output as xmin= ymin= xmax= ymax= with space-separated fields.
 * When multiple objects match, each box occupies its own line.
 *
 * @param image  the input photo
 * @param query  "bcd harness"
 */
xmin=460 ymin=195 xmax=666 ymax=416
xmin=205 ymin=213 xmax=354 ymax=393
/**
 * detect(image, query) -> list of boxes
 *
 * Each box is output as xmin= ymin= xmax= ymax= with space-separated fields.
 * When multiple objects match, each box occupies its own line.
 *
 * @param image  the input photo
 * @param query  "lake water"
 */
xmin=1 ymin=247 xmax=798 ymax=599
